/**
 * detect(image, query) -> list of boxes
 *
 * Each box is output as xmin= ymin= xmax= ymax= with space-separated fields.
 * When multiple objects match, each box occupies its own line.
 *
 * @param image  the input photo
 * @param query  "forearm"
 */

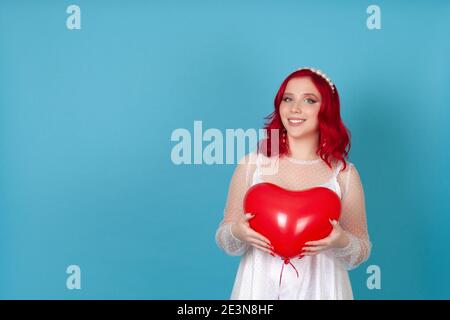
xmin=215 ymin=222 xmax=249 ymax=256
xmin=332 ymin=230 xmax=372 ymax=270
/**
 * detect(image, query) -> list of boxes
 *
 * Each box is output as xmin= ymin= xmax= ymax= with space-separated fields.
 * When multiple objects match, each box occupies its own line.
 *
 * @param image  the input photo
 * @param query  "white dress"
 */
xmin=215 ymin=151 xmax=372 ymax=300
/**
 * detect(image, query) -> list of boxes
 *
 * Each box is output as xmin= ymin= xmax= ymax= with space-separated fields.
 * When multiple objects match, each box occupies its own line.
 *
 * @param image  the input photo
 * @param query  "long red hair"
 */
xmin=258 ymin=68 xmax=351 ymax=171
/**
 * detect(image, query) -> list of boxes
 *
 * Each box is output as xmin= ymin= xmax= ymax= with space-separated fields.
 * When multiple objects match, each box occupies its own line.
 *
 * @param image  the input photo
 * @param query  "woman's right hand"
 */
xmin=230 ymin=213 xmax=275 ymax=255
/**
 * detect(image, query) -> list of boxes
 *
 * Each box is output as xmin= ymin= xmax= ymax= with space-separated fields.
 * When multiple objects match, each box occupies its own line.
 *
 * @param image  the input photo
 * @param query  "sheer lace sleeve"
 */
xmin=215 ymin=152 xmax=257 ymax=256
xmin=333 ymin=163 xmax=372 ymax=270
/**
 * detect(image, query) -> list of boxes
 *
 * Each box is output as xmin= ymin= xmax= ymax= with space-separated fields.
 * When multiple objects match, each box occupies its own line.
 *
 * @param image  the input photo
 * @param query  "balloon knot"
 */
xmin=284 ymin=258 xmax=290 ymax=265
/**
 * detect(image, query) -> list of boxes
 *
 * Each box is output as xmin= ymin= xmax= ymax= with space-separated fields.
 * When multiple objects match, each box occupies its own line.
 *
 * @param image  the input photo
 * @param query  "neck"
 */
xmin=287 ymin=133 xmax=320 ymax=160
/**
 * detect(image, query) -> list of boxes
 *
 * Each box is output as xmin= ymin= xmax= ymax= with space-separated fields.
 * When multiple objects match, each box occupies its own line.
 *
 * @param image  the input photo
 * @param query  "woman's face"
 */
xmin=279 ymin=77 xmax=322 ymax=140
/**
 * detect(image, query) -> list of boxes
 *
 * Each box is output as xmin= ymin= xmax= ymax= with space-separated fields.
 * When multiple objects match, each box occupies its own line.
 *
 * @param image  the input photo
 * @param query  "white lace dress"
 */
xmin=215 ymin=151 xmax=372 ymax=300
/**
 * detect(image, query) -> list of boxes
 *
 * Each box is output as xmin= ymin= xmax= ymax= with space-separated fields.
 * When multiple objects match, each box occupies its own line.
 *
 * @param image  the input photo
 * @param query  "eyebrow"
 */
xmin=283 ymin=92 xmax=320 ymax=99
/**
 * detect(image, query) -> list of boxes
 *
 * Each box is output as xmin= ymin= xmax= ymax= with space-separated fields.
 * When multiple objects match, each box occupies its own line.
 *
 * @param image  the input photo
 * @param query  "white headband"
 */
xmin=297 ymin=67 xmax=336 ymax=93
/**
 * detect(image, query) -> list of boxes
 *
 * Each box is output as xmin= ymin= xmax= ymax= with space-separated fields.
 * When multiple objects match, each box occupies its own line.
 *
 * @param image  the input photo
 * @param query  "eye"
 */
xmin=304 ymin=98 xmax=317 ymax=104
xmin=282 ymin=97 xmax=293 ymax=102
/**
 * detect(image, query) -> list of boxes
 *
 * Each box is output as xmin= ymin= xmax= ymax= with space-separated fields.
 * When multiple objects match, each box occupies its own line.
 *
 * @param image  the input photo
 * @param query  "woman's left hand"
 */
xmin=301 ymin=219 xmax=350 ymax=256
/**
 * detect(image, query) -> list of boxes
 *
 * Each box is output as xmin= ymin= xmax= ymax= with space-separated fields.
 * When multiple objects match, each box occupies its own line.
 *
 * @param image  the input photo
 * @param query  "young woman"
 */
xmin=215 ymin=67 xmax=372 ymax=300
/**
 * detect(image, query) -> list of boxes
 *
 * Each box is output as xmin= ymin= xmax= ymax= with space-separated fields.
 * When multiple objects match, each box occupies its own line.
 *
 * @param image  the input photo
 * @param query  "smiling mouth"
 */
xmin=288 ymin=118 xmax=306 ymax=125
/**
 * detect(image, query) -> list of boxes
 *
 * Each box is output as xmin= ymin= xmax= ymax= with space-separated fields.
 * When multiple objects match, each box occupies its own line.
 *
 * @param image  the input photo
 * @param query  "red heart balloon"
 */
xmin=243 ymin=182 xmax=341 ymax=259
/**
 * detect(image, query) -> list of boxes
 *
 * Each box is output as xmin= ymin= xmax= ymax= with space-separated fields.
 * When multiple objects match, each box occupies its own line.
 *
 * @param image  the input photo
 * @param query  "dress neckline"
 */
xmin=285 ymin=155 xmax=322 ymax=165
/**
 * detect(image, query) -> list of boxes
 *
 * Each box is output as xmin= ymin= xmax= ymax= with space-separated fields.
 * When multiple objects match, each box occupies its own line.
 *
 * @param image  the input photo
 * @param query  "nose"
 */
xmin=291 ymin=101 xmax=302 ymax=113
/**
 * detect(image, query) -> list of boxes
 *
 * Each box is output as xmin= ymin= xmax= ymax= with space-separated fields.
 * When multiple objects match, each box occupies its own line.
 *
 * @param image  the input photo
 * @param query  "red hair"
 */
xmin=258 ymin=68 xmax=351 ymax=171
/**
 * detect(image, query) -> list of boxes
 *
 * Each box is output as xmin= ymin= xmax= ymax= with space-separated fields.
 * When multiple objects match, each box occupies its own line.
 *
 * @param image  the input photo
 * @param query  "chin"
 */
xmin=287 ymin=133 xmax=305 ymax=140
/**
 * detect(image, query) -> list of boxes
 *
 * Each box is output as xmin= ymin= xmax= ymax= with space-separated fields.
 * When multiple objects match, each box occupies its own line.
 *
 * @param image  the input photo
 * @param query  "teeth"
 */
xmin=289 ymin=119 xmax=305 ymax=124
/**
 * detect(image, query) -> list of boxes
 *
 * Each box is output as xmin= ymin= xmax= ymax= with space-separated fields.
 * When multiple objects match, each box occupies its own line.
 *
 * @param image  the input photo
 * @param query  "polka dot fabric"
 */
xmin=215 ymin=151 xmax=371 ymax=299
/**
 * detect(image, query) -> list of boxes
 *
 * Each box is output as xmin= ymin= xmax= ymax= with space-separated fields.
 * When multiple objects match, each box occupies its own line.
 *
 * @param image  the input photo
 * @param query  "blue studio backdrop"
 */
xmin=1 ymin=0 xmax=449 ymax=299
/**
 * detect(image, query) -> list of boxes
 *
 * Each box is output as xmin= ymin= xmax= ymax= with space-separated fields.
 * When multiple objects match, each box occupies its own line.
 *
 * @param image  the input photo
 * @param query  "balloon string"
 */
xmin=277 ymin=258 xmax=299 ymax=300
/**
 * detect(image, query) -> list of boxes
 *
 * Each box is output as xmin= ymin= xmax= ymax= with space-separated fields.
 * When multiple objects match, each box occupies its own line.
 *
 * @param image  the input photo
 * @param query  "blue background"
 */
xmin=1 ymin=0 xmax=449 ymax=299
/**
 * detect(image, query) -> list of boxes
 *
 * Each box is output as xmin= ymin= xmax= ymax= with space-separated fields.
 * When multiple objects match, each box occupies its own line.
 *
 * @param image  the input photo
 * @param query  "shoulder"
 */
xmin=234 ymin=152 xmax=260 ymax=186
xmin=336 ymin=160 xmax=365 ymax=193
xmin=237 ymin=150 xmax=278 ymax=166
xmin=237 ymin=151 xmax=280 ymax=176
xmin=335 ymin=160 xmax=357 ymax=189
xmin=237 ymin=151 xmax=259 ymax=166
xmin=235 ymin=152 xmax=259 ymax=179
xmin=333 ymin=159 xmax=354 ymax=174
